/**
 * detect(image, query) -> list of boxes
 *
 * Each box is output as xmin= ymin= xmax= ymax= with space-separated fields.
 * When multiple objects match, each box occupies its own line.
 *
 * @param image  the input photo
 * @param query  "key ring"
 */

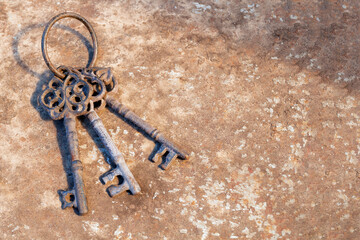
xmin=41 ymin=12 xmax=98 ymax=79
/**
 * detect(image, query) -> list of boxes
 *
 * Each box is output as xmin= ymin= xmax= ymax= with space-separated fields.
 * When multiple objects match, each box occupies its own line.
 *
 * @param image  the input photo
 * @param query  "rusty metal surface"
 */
xmin=1 ymin=0 xmax=360 ymax=239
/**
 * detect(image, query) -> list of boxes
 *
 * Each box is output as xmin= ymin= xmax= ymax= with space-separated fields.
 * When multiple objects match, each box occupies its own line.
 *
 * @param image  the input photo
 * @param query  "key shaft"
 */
xmin=106 ymin=96 xmax=189 ymax=160
xmin=86 ymin=110 xmax=141 ymax=195
xmin=60 ymin=114 xmax=88 ymax=215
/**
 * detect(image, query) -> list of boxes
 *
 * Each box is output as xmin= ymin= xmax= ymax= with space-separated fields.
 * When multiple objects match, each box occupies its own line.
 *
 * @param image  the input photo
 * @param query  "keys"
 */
xmin=86 ymin=109 xmax=141 ymax=196
xmin=106 ymin=96 xmax=189 ymax=170
xmin=40 ymin=65 xmax=140 ymax=213
xmin=39 ymin=12 xmax=189 ymax=215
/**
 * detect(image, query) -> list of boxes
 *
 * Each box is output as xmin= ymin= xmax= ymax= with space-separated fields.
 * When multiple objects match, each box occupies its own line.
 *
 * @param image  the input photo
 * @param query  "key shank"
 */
xmin=105 ymin=96 xmax=189 ymax=160
xmin=59 ymin=114 xmax=88 ymax=215
xmin=86 ymin=110 xmax=141 ymax=195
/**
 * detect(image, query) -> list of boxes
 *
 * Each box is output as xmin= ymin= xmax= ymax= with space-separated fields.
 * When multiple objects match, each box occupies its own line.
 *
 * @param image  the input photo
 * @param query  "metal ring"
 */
xmin=41 ymin=12 xmax=98 ymax=79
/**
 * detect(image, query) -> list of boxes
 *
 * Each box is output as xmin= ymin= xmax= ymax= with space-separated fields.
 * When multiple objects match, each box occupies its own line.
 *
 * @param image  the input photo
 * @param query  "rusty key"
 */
xmin=39 ymin=65 xmax=95 ymax=215
xmin=106 ymin=96 xmax=189 ymax=170
xmin=86 ymin=107 xmax=141 ymax=197
xmin=58 ymin=114 xmax=88 ymax=215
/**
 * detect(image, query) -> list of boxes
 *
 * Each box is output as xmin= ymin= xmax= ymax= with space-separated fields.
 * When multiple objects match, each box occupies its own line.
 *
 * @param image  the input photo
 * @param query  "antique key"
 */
xmin=86 ymin=109 xmax=141 ymax=196
xmin=39 ymin=65 xmax=92 ymax=215
xmin=60 ymin=114 xmax=88 ymax=215
xmin=75 ymin=67 xmax=141 ymax=196
xmin=39 ymin=12 xmax=140 ymax=214
xmin=106 ymin=96 xmax=189 ymax=170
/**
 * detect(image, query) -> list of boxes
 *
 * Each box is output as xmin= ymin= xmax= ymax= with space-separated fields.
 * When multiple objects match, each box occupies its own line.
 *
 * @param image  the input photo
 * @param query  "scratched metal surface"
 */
xmin=1 ymin=0 xmax=360 ymax=239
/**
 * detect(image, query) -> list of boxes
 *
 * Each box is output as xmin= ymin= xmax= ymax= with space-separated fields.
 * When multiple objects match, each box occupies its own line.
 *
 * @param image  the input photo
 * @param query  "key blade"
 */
xmin=58 ymin=189 xmax=76 ymax=209
xmin=107 ymin=181 xmax=130 ymax=197
xmin=159 ymin=150 xmax=178 ymax=170
xmin=155 ymin=134 xmax=189 ymax=160
xmin=150 ymin=144 xmax=167 ymax=162
xmin=100 ymin=168 xmax=120 ymax=184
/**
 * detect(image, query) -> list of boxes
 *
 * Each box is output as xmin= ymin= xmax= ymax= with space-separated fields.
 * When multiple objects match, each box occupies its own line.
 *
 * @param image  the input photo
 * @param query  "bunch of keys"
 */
xmin=39 ymin=12 xmax=189 ymax=215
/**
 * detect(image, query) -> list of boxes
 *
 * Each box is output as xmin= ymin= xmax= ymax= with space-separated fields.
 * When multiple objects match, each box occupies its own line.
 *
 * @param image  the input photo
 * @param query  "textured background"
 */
xmin=1 ymin=0 xmax=360 ymax=239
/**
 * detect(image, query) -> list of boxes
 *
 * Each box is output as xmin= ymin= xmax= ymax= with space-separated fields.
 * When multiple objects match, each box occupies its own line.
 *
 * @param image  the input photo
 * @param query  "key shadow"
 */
xmin=13 ymin=22 xmax=95 ymax=215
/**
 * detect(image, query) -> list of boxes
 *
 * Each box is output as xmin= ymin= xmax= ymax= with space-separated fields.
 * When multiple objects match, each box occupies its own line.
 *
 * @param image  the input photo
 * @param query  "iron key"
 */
xmin=58 ymin=114 xmax=88 ymax=215
xmin=86 ymin=109 xmax=141 ymax=196
xmin=106 ymin=96 xmax=189 ymax=170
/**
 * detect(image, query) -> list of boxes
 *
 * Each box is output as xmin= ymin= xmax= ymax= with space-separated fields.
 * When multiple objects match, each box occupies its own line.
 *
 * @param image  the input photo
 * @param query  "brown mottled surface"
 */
xmin=1 ymin=1 xmax=360 ymax=239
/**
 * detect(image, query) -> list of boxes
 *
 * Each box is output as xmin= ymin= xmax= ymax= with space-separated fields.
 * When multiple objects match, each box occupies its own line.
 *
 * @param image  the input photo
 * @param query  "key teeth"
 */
xmin=151 ymin=153 xmax=162 ymax=163
xmin=58 ymin=189 xmax=75 ymax=209
xmin=107 ymin=181 xmax=130 ymax=197
xmin=159 ymin=151 xmax=178 ymax=170
xmin=151 ymin=144 xmax=167 ymax=162
xmin=100 ymin=168 xmax=117 ymax=185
